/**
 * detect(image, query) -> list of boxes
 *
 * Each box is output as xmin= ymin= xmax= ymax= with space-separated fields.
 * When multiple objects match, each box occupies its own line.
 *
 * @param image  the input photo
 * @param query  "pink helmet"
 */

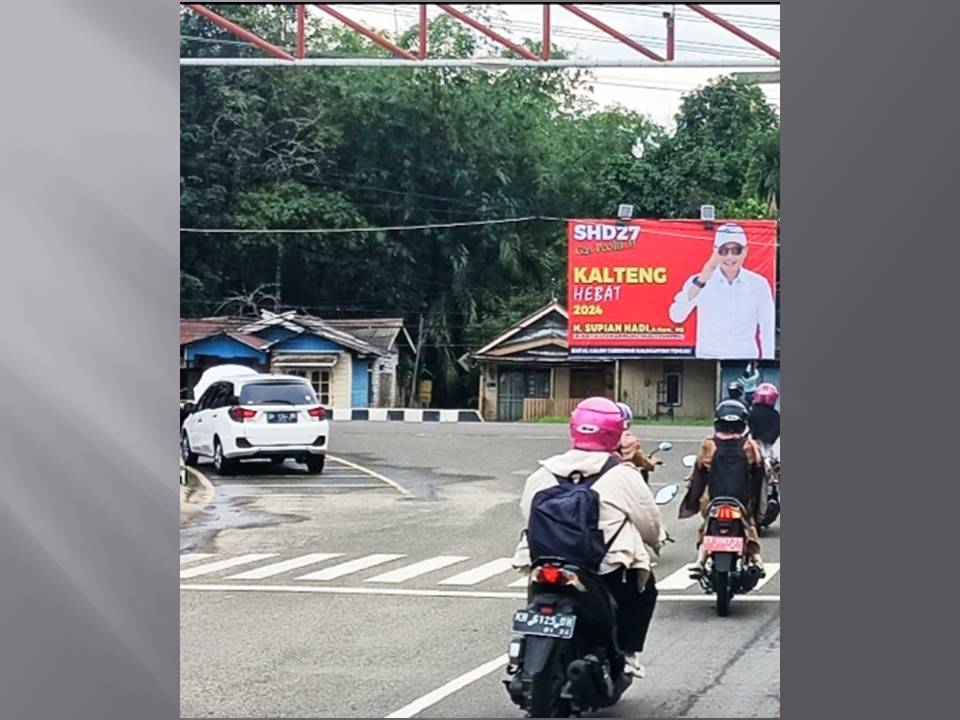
xmin=753 ymin=382 xmax=780 ymax=406
xmin=570 ymin=397 xmax=623 ymax=452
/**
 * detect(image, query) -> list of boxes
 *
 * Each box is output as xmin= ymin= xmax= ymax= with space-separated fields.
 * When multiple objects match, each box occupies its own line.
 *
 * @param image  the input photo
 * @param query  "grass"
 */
xmin=535 ymin=415 xmax=713 ymax=426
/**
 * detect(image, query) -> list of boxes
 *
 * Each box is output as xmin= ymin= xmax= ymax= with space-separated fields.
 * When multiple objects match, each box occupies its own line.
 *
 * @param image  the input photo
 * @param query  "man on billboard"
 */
xmin=668 ymin=223 xmax=776 ymax=359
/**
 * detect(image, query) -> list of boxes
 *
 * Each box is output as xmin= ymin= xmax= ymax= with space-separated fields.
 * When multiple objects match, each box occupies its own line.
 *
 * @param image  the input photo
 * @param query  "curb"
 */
xmin=330 ymin=408 xmax=483 ymax=423
xmin=180 ymin=465 xmax=215 ymax=517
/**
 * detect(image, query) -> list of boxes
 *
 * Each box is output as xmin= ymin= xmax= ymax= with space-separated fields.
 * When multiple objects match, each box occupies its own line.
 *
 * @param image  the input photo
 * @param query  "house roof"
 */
xmin=473 ymin=300 xmax=568 ymax=359
xmin=180 ymin=318 xmax=244 ymax=345
xmin=322 ymin=318 xmax=413 ymax=354
xmin=238 ymin=310 xmax=387 ymax=357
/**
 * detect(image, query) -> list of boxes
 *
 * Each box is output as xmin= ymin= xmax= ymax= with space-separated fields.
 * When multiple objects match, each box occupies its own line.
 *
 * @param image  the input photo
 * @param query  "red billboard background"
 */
xmin=567 ymin=219 xmax=778 ymax=358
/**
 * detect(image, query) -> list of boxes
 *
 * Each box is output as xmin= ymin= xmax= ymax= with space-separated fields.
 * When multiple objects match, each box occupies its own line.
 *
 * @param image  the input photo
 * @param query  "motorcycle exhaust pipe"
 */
xmin=745 ymin=564 xmax=763 ymax=580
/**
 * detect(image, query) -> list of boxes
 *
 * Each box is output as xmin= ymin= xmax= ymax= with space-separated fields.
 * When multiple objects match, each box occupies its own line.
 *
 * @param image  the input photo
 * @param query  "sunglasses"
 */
xmin=718 ymin=244 xmax=744 ymax=256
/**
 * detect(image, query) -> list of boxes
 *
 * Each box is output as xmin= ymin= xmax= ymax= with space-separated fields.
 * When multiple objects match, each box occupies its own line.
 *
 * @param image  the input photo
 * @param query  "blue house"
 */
xmin=180 ymin=310 xmax=399 ymax=409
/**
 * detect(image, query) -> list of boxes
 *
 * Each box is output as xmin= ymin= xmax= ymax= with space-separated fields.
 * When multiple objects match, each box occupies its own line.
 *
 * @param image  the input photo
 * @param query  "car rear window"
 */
xmin=239 ymin=382 xmax=317 ymax=406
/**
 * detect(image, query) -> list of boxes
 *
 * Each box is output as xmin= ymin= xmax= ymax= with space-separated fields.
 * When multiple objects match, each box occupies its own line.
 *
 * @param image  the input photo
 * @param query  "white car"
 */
xmin=180 ymin=371 xmax=330 ymax=475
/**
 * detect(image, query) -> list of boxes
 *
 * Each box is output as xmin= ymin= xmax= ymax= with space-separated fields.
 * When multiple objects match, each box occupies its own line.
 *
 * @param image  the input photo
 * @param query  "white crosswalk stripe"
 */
xmin=296 ymin=554 xmax=405 ymax=581
xmin=366 ymin=556 xmax=469 ymax=584
xmin=179 ymin=551 xmax=780 ymax=591
xmin=180 ymin=554 xmax=277 ymax=579
xmin=655 ymin=565 xmax=700 ymax=591
xmin=225 ymin=553 xmax=343 ymax=580
xmin=437 ymin=558 xmax=515 ymax=586
xmin=753 ymin=562 xmax=781 ymax=589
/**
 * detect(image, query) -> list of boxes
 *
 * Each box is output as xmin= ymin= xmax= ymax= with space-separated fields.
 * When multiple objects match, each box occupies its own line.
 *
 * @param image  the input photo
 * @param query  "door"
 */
xmin=497 ymin=370 xmax=525 ymax=422
xmin=191 ymin=383 xmax=225 ymax=456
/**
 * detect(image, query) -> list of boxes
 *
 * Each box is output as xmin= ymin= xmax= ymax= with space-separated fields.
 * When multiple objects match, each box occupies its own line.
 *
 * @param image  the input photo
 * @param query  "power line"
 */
xmin=181 ymin=215 xmax=546 ymax=234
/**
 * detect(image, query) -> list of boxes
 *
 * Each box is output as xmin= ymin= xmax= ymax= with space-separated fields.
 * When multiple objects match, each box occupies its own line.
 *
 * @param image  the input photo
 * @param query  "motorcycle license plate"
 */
xmin=703 ymin=535 xmax=744 ymax=553
xmin=267 ymin=412 xmax=297 ymax=424
xmin=512 ymin=610 xmax=577 ymax=639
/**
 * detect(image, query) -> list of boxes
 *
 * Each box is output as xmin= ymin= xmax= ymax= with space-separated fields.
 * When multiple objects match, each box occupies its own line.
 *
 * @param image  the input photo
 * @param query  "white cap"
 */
xmin=714 ymin=223 xmax=748 ymax=248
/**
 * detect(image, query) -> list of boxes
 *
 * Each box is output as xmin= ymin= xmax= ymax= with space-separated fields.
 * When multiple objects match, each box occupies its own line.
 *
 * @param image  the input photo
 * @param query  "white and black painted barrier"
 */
xmin=330 ymin=408 xmax=484 ymax=423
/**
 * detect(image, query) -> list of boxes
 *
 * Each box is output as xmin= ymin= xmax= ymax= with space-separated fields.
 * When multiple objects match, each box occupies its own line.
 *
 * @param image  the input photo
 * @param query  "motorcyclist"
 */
xmin=616 ymin=402 xmax=660 ymax=474
xmin=740 ymin=362 xmax=761 ymax=407
xmin=748 ymin=382 xmax=780 ymax=463
xmin=679 ymin=399 xmax=766 ymax=570
xmin=512 ymin=397 xmax=667 ymax=678
xmin=726 ymin=380 xmax=745 ymax=403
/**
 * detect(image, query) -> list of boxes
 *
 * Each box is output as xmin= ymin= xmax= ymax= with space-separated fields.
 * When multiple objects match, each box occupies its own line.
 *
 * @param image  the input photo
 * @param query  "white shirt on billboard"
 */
xmin=669 ymin=267 xmax=776 ymax=359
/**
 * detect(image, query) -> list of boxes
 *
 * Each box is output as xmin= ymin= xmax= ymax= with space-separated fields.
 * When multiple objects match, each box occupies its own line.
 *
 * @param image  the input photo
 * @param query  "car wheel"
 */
xmin=306 ymin=455 xmax=325 ymax=474
xmin=213 ymin=438 xmax=237 ymax=476
xmin=180 ymin=431 xmax=198 ymax=466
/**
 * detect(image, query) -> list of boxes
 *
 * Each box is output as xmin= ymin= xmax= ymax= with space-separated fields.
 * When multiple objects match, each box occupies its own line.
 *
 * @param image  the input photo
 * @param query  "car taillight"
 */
xmin=711 ymin=505 xmax=742 ymax=521
xmin=308 ymin=406 xmax=326 ymax=420
xmin=228 ymin=406 xmax=257 ymax=422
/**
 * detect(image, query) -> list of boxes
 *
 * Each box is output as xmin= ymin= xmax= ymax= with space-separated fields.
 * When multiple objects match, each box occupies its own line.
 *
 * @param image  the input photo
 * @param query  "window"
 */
xmin=239 ymin=381 xmax=317 ymax=406
xmin=288 ymin=369 xmax=331 ymax=405
xmin=663 ymin=361 xmax=683 ymax=406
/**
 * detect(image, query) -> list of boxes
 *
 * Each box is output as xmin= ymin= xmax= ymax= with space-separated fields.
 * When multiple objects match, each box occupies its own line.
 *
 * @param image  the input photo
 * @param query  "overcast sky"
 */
xmin=308 ymin=4 xmax=781 ymax=128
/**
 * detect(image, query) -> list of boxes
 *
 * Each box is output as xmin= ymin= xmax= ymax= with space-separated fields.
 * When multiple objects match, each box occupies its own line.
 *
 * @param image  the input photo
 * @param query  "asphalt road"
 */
xmin=180 ymin=422 xmax=780 ymax=718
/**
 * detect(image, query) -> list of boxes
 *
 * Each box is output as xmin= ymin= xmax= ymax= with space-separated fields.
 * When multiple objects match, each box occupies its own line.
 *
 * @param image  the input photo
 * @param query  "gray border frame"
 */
xmin=3 ymin=1 xmax=953 ymax=718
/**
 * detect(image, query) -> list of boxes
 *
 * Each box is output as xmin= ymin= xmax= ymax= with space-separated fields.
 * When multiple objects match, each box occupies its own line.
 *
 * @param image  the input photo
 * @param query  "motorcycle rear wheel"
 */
xmin=527 ymin=642 xmax=572 ymax=718
xmin=715 ymin=572 xmax=732 ymax=617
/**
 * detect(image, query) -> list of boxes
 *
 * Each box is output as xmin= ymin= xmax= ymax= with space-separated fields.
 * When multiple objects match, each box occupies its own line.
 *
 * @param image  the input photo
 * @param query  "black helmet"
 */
xmin=727 ymin=381 xmax=744 ymax=399
xmin=714 ymin=399 xmax=749 ymax=434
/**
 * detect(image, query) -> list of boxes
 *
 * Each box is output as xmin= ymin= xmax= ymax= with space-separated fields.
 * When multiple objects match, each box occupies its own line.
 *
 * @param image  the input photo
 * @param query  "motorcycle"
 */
xmin=759 ymin=454 xmax=781 ymax=530
xmin=503 ymin=483 xmax=679 ymax=718
xmin=681 ymin=454 xmax=765 ymax=617
xmin=640 ymin=441 xmax=673 ymax=485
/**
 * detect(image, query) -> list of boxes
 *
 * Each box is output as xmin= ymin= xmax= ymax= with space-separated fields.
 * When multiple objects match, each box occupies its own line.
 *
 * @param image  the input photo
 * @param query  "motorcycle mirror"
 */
xmin=654 ymin=484 xmax=679 ymax=505
xmin=657 ymin=441 xmax=673 ymax=453
xmin=682 ymin=454 xmax=697 ymax=468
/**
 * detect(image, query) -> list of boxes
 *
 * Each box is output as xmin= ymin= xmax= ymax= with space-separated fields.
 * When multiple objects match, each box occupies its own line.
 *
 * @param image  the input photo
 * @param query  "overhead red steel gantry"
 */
xmin=180 ymin=4 xmax=780 ymax=68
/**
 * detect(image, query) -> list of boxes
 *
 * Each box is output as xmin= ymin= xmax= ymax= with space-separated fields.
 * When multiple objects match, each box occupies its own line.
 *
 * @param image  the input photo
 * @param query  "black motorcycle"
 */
xmin=690 ymin=496 xmax=764 ymax=617
xmin=759 ymin=457 xmax=781 ymax=530
xmin=504 ymin=484 xmax=678 ymax=718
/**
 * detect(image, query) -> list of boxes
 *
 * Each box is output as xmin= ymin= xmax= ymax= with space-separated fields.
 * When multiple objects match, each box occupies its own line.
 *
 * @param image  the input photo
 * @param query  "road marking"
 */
xmin=655 ymin=565 xmax=700 ymax=591
xmin=296 ymin=554 xmax=406 ymax=581
xmin=221 ymin=484 xmax=387 ymax=489
xmin=179 ymin=553 xmax=277 ymax=579
xmin=326 ymin=454 xmax=413 ymax=497
xmin=508 ymin=575 xmax=528 ymax=588
xmin=384 ymin=654 xmax=510 ymax=718
xmin=180 ymin=553 xmax=215 ymax=566
xmin=754 ymin=562 xmax=781 ymax=589
xmin=437 ymin=558 xmax=515 ymax=586
xmin=367 ymin=556 xmax=470 ymax=584
xmin=224 ymin=553 xmax=344 ymax=580
xmin=180 ymin=583 xmax=780 ymax=603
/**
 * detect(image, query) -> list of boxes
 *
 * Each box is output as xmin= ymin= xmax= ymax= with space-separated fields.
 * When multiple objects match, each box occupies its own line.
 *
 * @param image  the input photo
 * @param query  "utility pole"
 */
xmin=408 ymin=314 xmax=426 ymax=407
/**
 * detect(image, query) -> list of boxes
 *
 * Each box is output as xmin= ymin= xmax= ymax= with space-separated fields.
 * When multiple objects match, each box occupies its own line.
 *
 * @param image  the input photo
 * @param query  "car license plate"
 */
xmin=267 ymin=412 xmax=297 ymax=424
xmin=703 ymin=535 xmax=744 ymax=553
xmin=512 ymin=610 xmax=576 ymax=639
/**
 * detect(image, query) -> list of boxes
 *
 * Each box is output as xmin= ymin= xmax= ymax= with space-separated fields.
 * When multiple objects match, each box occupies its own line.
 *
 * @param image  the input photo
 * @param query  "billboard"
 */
xmin=567 ymin=219 xmax=778 ymax=359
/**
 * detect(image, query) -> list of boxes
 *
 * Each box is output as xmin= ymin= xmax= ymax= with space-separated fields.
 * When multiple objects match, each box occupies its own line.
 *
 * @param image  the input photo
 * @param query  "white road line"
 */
xmin=754 ymin=563 xmax=781 ymax=590
xmin=437 ymin=558 xmax=515 ymax=586
xmin=222 ymin=484 xmax=386 ymax=489
xmin=225 ymin=553 xmax=344 ymax=580
xmin=179 ymin=553 xmax=276 ymax=579
xmin=367 ymin=556 xmax=470 ymax=584
xmin=296 ymin=554 xmax=406 ymax=581
xmin=326 ymin=454 xmax=413 ymax=497
xmin=655 ymin=566 xmax=700 ymax=591
xmin=179 ymin=583 xmax=781 ymax=602
xmin=508 ymin=575 xmax=529 ymax=588
xmin=180 ymin=553 xmax=215 ymax=566
xmin=384 ymin=654 xmax=510 ymax=718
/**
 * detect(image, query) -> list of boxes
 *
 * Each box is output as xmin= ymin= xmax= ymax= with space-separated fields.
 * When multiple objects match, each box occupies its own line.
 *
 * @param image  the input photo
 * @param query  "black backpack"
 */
xmin=527 ymin=456 xmax=626 ymax=571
